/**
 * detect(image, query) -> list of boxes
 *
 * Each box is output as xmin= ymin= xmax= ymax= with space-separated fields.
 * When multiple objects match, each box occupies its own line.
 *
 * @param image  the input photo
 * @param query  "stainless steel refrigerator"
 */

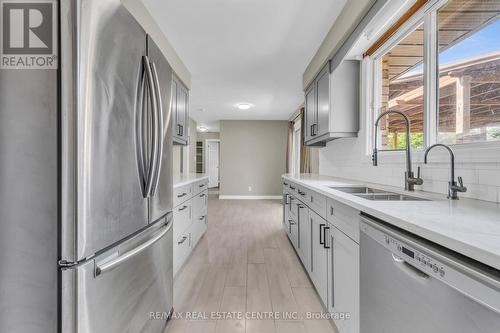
xmin=0 ymin=0 xmax=174 ymax=332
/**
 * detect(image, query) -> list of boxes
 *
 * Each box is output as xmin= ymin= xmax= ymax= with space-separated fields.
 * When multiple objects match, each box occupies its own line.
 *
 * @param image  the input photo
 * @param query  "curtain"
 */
xmin=300 ymin=108 xmax=311 ymax=173
xmin=286 ymin=121 xmax=294 ymax=173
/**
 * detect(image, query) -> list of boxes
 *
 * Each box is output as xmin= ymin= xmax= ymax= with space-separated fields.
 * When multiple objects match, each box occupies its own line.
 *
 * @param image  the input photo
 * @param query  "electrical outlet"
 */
xmin=248 ymin=186 xmax=252 ymax=192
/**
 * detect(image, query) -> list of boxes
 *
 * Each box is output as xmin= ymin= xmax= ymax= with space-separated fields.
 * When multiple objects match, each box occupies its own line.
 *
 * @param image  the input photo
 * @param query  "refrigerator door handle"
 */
xmin=142 ymin=56 xmax=159 ymax=198
xmin=94 ymin=220 xmax=172 ymax=277
xmin=149 ymin=61 xmax=164 ymax=197
xmin=136 ymin=61 xmax=148 ymax=197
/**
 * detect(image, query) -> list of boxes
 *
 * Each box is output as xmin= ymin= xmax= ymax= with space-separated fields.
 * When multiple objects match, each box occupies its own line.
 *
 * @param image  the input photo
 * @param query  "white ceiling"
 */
xmin=144 ymin=0 xmax=347 ymax=132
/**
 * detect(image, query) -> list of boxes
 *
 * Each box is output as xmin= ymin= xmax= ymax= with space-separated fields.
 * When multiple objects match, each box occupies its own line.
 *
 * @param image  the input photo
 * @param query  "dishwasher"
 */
xmin=360 ymin=214 xmax=500 ymax=333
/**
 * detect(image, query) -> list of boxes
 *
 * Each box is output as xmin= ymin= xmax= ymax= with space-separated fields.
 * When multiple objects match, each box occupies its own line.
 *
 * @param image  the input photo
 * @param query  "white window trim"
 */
xmin=364 ymin=0 xmax=500 ymax=164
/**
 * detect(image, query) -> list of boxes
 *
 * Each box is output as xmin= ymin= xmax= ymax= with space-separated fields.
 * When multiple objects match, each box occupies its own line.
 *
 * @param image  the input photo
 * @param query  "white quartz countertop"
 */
xmin=173 ymin=173 xmax=209 ymax=188
xmin=283 ymin=173 xmax=500 ymax=271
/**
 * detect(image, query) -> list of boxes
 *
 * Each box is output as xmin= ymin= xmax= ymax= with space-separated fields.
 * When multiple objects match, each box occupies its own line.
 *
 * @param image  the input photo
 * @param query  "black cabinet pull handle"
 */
xmin=323 ymin=226 xmax=330 ymax=249
xmin=290 ymin=185 xmax=296 ymax=190
xmin=177 ymin=192 xmax=187 ymax=198
xmin=178 ymin=205 xmax=188 ymax=211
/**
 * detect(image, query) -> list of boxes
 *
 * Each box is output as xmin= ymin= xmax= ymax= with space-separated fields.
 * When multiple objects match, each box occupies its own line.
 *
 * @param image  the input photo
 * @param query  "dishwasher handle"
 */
xmin=392 ymin=254 xmax=429 ymax=281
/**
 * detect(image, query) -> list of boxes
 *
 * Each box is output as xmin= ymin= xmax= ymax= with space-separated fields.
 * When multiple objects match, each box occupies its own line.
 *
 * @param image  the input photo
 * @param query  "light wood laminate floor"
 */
xmin=166 ymin=194 xmax=337 ymax=333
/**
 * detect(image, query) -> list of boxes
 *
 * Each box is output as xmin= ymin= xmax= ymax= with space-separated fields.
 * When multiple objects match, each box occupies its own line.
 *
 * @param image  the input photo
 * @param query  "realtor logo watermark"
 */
xmin=1 ymin=0 xmax=57 ymax=69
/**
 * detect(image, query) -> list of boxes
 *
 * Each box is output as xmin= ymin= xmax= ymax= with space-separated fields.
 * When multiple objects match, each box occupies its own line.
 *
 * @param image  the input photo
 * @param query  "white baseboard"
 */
xmin=218 ymin=195 xmax=282 ymax=200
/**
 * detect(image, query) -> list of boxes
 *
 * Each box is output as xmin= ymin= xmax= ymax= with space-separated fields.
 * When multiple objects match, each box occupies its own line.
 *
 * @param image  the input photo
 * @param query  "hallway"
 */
xmin=167 ymin=196 xmax=337 ymax=333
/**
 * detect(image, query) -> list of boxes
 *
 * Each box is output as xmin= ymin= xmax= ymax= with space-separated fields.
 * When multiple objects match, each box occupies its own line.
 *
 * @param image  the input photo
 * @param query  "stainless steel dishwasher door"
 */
xmin=360 ymin=217 xmax=500 ymax=333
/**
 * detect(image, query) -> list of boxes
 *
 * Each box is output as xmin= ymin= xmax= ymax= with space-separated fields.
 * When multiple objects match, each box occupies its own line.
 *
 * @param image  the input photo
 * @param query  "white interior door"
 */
xmin=207 ymin=141 xmax=220 ymax=188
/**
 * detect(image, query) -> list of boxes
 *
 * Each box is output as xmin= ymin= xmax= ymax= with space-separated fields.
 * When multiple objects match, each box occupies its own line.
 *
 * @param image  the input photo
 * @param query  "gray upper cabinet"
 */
xmin=172 ymin=76 xmax=189 ymax=145
xmin=316 ymin=64 xmax=330 ymax=137
xmin=304 ymin=83 xmax=316 ymax=142
xmin=304 ymin=60 xmax=360 ymax=146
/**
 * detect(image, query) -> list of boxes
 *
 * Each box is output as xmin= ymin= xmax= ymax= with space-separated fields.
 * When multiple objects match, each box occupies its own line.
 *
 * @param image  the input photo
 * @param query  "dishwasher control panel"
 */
xmin=383 ymin=235 xmax=446 ymax=278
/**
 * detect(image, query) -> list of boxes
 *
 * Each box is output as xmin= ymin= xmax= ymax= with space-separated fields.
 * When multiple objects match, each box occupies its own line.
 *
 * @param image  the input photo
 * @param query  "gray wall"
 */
xmin=220 ymin=120 xmax=288 ymax=196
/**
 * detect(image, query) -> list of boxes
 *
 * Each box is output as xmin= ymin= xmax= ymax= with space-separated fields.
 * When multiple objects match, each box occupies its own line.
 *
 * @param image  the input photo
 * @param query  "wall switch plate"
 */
xmin=248 ymin=186 xmax=252 ymax=192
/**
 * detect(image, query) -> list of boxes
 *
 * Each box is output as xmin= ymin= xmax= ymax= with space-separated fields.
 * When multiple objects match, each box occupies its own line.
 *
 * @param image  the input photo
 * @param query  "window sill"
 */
xmin=367 ymin=142 xmax=500 ymax=165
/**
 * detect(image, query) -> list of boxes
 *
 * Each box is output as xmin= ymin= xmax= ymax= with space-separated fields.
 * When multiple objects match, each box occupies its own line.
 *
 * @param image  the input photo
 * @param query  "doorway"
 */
xmin=206 ymin=139 xmax=220 ymax=189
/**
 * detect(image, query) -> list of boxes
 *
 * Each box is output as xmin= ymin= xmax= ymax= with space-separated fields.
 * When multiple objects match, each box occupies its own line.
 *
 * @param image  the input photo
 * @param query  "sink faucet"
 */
xmin=373 ymin=110 xmax=423 ymax=191
xmin=424 ymin=144 xmax=467 ymax=200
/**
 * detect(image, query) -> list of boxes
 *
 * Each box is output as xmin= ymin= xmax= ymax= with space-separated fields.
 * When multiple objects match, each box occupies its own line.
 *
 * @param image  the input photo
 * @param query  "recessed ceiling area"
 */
xmin=144 ymin=0 xmax=348 ymax=132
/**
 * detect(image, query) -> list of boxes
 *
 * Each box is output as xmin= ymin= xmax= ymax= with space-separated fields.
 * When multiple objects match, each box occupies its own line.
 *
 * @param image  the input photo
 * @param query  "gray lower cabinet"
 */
xmin=328 ymin=224 xmax=360 ymax=333
xmin=283 ymin=179 xmax=360 ymax=333
xmin=304 ymin=60 xmax=360 ymax=146
xmin=172 ymin=76 xmax=189 ymax=145
xmin=297 ymin=203 xmax=311 ymax=271
xmin=310 ymin=210 xmax=329 ymax=307
xmin=173 ymin=178 xmax=208 ymax=275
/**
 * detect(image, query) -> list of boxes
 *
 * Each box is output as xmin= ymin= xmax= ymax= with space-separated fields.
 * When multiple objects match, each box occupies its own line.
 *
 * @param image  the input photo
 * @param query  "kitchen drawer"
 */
xmin=173 ymin=230 xmax=191 ymax=275
xmin=173 ymin=201 xmax=192 ymax=241
xmin=288 ymin=182 xmax=298 ymax=194
xmin=326 ymin=198 xmax=359 ymax=243
xmin=193 ymin=178 xmax=209 ymax=195
xmin=306 ymin=188 xmax=327 ymax=218
xmin=192 ymin=190 xmax=208 ymax=216
xmin=296 ymin=185 xmax=309 ymax=204
xmin=174 ymin=184 xmax=192 ymax=207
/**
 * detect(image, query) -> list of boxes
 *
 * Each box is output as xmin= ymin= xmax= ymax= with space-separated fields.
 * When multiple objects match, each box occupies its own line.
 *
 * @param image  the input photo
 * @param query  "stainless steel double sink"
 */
xmin=327 ymin=186 xmax=430 ymax=201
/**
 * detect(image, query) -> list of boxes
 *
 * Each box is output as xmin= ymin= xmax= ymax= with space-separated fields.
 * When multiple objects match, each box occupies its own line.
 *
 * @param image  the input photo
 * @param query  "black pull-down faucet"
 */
xmin=373 ymin=110 xmax=423 ymax=191
xmin=424 ymin=144 xmax=467 ymax=200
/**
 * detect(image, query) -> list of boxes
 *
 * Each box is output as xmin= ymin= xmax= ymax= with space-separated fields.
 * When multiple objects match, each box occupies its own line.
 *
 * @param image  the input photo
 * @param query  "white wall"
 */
xmin=318 ymin=65 xmax=500 ymax=203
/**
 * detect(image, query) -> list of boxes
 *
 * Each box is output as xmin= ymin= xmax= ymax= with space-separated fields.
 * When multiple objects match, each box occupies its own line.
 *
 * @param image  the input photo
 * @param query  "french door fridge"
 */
xmin=0 ymin=0 xmax=174 ymax=332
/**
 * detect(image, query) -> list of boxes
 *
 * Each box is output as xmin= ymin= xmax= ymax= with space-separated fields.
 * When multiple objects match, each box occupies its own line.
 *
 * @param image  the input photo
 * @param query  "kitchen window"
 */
xmin=368 ymin=0 xmax=500 ymax=152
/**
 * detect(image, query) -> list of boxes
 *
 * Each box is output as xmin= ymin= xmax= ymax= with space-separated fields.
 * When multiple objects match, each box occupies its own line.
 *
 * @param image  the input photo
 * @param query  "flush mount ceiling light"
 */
xmin=237 ymin=103 xmax=252 ymax=110
xmin=198 ymin=126 xmax=208 ymax=132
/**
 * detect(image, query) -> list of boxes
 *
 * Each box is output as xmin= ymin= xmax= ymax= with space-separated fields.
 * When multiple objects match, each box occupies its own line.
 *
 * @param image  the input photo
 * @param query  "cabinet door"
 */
xmin=297 ymin=204 xmax=310 ymax=271
xmin=304 ymin=83 xmax=316 ymax=142
xmin=283 ymin=193 xmax=289 ymax=230
xmin=329 ymin=225 xmax=360 ymax=333
xmin=315 ymin=63 xmax=330 ymax=137
xmin=310 ymin=211 xmax=328 ymax=307
xmin=178 ymin=83 xmax=189 ymax=142
xmin=171 ymin=78 xmax=180 ymax=142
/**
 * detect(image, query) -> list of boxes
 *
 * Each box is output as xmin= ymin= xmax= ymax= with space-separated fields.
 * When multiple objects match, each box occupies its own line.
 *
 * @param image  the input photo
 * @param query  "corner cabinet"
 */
xmin=172 ymin=76 xmax=189 ymax=145
xmin=304 ymin=60 xmax=360 ymax=146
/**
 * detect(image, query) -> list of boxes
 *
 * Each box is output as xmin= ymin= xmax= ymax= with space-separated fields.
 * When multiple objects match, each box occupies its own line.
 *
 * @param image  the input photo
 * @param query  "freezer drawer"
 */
xmin=61 ymin=217 xmax=173 ymax=333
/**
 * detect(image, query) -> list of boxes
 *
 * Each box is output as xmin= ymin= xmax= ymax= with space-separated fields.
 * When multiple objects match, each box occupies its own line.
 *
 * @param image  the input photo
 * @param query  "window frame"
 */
xmin=365 ymin=0 xmax=500 ymax=163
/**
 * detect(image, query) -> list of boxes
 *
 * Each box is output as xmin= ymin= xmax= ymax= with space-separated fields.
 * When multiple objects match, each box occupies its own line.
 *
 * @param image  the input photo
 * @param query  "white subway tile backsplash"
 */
xmin=477 ymin=169 xmax=500 ymax=187
xmin=319 ymin=141 xmax=500 ymax=203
